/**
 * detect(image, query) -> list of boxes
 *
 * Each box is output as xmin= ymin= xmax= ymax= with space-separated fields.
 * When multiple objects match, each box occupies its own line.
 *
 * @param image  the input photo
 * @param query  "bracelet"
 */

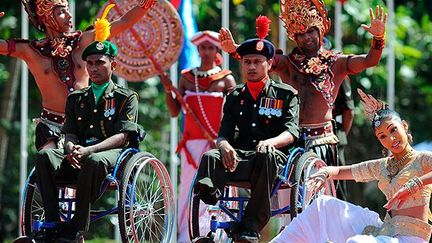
xmin=139 ymin=0 xmax=156 ymax=10
xmin=373 ymin=33 xmax=386 ymax=40
xmin=372 ymin=37 xmax=386 ymax=51
xmin=403 ymin=177 xmax=423 ymax=195
xmin=322 ymin=167 xmax=330 ymax=179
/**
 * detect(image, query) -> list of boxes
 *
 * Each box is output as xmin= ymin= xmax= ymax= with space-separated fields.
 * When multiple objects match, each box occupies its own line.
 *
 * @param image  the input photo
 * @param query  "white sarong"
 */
xmin=271 ymin=195 xmax=426 ymax=243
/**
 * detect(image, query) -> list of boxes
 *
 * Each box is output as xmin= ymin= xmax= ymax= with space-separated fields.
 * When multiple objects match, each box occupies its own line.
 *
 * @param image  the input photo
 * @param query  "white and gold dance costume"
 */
xmin=272 ymin=151 xmax=432 ymax=243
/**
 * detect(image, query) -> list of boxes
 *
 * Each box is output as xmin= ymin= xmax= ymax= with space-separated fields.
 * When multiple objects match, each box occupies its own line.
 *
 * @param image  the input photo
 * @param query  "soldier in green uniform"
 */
xmin=33 ymin=40 xmax=139 ymax=242
xmin=193 ymin=36 xmax=300 ymax=242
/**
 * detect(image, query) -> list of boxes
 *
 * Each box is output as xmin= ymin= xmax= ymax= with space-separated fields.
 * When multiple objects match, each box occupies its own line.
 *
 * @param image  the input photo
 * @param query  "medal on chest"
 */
xmin=104 ymin=98 xmax=116 ymax=118
xmin=259 ymin=97 xmax=283 ymax=117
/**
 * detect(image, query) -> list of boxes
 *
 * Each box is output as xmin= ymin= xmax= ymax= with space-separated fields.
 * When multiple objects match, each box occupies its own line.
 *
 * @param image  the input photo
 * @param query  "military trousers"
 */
xmin=34 ymin=148 xmax=122 ymax=231
xmin=194 ymin=148 xmax=287 ymax=233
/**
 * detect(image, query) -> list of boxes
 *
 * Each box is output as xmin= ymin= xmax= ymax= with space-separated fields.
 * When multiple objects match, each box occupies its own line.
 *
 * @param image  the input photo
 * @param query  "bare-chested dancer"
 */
xmin=0 ymin=0 xmax=155 ymax=150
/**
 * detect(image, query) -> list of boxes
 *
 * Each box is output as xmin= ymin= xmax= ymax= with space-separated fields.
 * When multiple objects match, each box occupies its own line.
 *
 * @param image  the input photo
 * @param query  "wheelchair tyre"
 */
xmin=118 ymin=152 xmax=175 ymax=243
xmin=188 ymin=183 xmax=235 ymax=242
xmin=21 ymin=169 xmax=44 ymax=236
xmin=290 ymin=152 xmax=333 ymax=218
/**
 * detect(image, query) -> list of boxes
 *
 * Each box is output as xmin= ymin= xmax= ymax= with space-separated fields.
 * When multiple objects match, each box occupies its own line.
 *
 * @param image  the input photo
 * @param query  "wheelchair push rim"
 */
xmin=118 ymin=152 xmax=175 ymax=243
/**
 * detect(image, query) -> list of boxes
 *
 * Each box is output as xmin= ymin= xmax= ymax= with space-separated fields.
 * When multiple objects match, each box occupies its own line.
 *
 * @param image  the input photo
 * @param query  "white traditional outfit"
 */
xmin=271 ymin=151 xmax=432 ymax=243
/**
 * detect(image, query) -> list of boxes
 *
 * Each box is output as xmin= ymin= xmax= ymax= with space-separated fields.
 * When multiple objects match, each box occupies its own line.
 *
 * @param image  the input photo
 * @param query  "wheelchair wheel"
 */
xmin=118 ymin=152 xmax=175 ymax=243
xmin=188 ymin=183 xmax=235 ymax=243
xmin=21 ymin=168 xmax=44 ymax=236
xmin=290 ymin=152 xmax=334 ymax=218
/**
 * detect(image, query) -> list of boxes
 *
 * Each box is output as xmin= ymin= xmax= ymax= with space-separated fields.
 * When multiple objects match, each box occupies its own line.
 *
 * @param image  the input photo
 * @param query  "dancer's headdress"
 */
xmin=82 ymin=4 xmax=118 ymax=60
xmin=191 ymin=31 xmax=220 ymax=49
xmin=280 ymin=0 xmax=330 ymax=41
xmin=236 ymin=16 xmax=275 ymax=60
xmin=22 ymin=0 xmax=68 ymax=32
xmin=357 ymin=89 xmax=389 ymax=128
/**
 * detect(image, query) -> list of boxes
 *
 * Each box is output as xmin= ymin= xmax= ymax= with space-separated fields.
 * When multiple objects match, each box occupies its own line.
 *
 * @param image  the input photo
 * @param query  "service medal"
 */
xmin=276 ymin=110 xmax=282 ymax=117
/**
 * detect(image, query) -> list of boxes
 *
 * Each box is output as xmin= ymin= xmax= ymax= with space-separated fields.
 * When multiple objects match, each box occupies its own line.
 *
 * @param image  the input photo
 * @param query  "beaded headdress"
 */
xmin=280 ymin=0 xmax=330 ymax=41
xmin=22 ymin=0 xmax=69 ymax=32
xmin=357 ymin=89 xmax=389 ymax=128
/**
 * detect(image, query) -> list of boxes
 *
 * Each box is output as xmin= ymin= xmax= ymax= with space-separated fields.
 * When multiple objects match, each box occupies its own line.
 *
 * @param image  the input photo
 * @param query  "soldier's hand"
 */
xmin=219 ymin=27 xmax=238 ymax=53
xmin=71 ymin=145 xmax=92 ymax=161
xmin=0 ymin=12 xmax=5 ymax=18
xmin=65 ymin=153 xmax=81 ymax=169
xmin=218 ymin=141 xmax=239 ymax=172
xmin=256 ymin=140 xmax=275 ymax=154
xmin=361 ymin=6 xmax=387 ymax=39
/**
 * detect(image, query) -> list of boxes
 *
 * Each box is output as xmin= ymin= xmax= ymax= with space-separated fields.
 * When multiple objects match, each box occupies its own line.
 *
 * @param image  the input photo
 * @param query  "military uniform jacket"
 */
xmin=219 ymin=79 xmax=300 ymax=154
xmin=62 ymin=81 xmax=139 ymax=146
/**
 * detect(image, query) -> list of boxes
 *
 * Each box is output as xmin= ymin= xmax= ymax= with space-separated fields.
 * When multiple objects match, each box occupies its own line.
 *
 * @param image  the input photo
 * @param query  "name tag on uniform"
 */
xmin=258 ymin=97 xmax=283 ymax=117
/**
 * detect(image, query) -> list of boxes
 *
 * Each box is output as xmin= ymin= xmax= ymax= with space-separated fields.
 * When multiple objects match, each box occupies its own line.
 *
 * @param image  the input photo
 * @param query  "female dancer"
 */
xmin=272 ymin=89 xmax=432 ymax=243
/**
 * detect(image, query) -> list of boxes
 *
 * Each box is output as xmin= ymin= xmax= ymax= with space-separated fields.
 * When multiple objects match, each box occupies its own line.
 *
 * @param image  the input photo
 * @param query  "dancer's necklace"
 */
xmin=386 ymin=149 xmax=414 ymax=181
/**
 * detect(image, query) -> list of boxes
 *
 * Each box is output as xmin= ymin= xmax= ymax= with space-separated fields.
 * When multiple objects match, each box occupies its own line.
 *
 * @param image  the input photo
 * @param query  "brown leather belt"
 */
xmin=41 ymin=108 xmax=65 ymax=125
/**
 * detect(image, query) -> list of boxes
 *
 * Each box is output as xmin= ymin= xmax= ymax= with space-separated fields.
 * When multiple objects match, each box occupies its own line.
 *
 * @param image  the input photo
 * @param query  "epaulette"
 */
xmin=227 ymin=83 xmax=245 ymax=96
xmin=69 ymin=86 xmax=91 ymax=95
xmin=113 ymin=85 xmax=137 ymax=98
xmin=271 ymin=82 xmax=298 ymax=95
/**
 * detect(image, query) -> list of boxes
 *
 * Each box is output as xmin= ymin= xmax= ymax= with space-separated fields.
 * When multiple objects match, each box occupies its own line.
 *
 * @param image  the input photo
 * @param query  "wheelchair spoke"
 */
xmin=119 ymin=154 xmax=174 ymax=243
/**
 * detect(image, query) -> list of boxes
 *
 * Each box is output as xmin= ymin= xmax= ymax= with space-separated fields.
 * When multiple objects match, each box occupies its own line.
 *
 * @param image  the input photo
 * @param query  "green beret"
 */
xmin=81 ymin=41 xmax=118 ymax=61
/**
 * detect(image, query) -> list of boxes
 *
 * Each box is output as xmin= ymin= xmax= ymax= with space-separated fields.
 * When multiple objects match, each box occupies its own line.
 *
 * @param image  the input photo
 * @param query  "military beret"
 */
xmin=81 ymin=41 xmax=118 ymax=61
xmin=236 ymin=38 xmax=275 ymax=60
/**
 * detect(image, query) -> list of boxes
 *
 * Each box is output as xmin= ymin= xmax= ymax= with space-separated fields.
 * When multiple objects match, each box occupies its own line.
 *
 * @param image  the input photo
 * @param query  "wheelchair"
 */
xmin=20 ymin=148 xmax=175 ymax=243
xmin=188 ymin=147 xmax=336 ymax=242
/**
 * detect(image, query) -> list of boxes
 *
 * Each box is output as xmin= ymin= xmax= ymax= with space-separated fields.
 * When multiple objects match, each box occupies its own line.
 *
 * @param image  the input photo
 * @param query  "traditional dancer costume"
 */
xmin=11 ymin=0 xmax=83 ymax=149
xmin=271 ymin=91 xmax=432 ymax=243
xmin=279 ymin=0 xmax=385 ymax=167
xmin=176 ymin=31 xmax=233 ymax=243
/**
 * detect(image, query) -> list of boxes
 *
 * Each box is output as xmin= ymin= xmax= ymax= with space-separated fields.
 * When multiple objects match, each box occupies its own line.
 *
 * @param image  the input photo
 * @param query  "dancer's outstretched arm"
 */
xmin=341 ymin=6 xmax=387 ymax=74
xmin=81 ymin=0 xmax=156 ymax=47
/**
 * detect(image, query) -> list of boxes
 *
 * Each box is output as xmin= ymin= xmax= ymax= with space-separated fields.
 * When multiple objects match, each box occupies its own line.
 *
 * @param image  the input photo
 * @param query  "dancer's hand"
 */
xmin=383 ymin=186 xmax=410 ymax=211
xmin=218 ymin=140 xmax=239 ymax=172
xmin=306 ymin=167 xmax=330 ymax=192
xmin=361 ymin=6 xmax=387 ymax=38
xmin=219 ymin=27 xmax=238 ymax=53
